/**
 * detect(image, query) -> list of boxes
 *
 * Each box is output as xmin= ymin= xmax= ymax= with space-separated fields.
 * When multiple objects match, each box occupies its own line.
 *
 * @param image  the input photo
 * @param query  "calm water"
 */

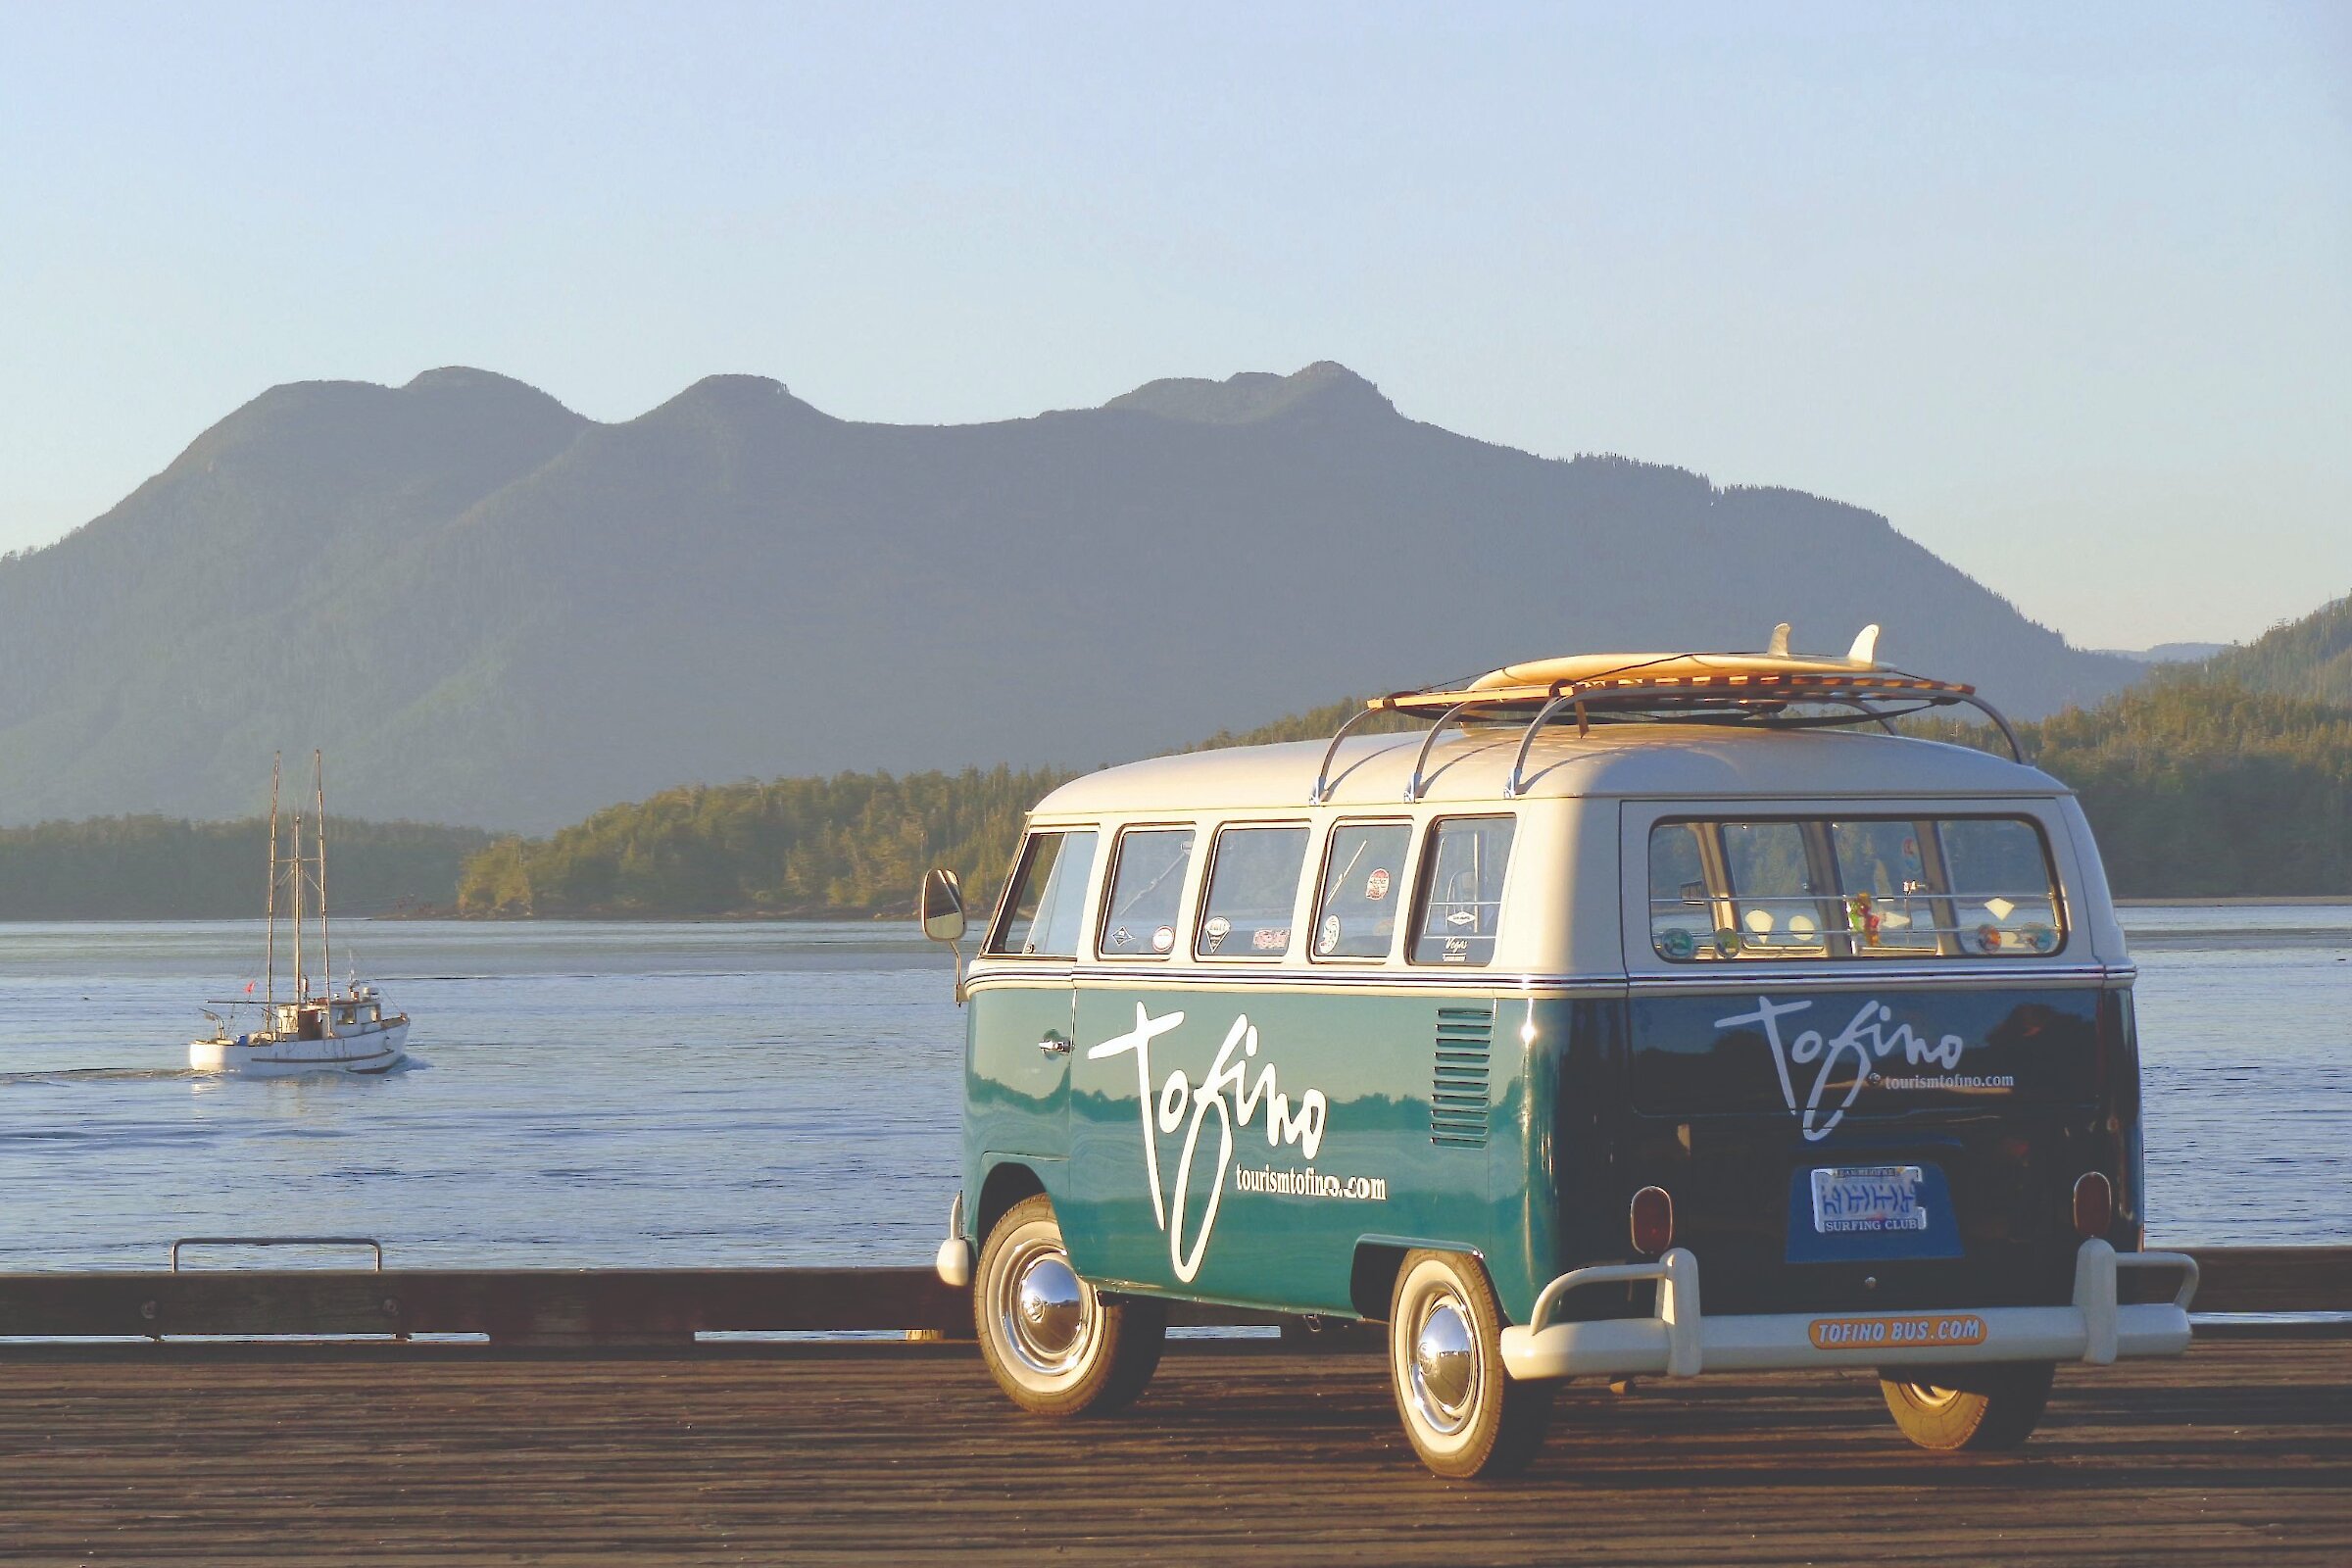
xmin=0 ymin=909 xmax=2345 ymax=1271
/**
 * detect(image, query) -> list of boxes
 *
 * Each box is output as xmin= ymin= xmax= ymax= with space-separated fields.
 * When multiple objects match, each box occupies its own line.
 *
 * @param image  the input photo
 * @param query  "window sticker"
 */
xmin=1366 ymin=868 xmax=1390 ymax=901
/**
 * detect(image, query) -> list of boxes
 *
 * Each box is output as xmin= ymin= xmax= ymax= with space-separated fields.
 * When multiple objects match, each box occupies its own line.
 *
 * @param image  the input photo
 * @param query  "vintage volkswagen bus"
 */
xmin=922 ymin=638 xmax=2198 ymax=1478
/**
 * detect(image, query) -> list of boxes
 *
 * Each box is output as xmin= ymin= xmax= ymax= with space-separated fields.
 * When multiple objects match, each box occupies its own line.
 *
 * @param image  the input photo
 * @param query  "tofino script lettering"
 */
xmin=1715 ymin=996 xmax=1968 ymax=1142
xmin=1088 ymin=1003 xmax=1329 ymax=1283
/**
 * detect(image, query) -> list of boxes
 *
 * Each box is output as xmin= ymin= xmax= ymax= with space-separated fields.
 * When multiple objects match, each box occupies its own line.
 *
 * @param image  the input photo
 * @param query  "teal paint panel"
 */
xmin=962 ymin=983 xmax=1075 ymax=1227
xmin=1065 ymin=982 xmax=1522 ymax=1317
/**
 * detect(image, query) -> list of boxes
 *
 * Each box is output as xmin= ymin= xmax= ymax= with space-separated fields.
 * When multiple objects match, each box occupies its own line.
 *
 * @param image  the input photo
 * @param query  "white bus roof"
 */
xmin=1033 ymin=725 xmax=2068 ymax=817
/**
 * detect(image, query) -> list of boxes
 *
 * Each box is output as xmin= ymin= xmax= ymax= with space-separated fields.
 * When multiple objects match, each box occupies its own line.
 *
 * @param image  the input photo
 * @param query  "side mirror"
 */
xmin=919 ymin=867 xmax=966 ymax=943
xmin=919 ymin=868 xmax=969 ymax=1006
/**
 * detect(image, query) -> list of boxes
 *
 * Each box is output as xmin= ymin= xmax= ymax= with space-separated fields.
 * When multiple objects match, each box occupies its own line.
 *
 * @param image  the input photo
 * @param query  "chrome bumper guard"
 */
xmin=1498 ymin=1239 xmax=2198 ymax=1382
xmin=935 ymin=1191 xmax=973 ymax=1289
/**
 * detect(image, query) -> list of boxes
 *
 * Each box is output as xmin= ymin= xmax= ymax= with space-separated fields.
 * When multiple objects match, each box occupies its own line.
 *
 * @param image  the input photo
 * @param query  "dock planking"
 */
xmin=1 ymin=1337 xmax=2346 ymax=1566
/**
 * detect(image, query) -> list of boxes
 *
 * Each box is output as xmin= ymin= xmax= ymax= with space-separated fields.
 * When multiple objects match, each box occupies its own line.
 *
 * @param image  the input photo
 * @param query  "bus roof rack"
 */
xmin=1308 ymin=634 xmax=2027 ymax=805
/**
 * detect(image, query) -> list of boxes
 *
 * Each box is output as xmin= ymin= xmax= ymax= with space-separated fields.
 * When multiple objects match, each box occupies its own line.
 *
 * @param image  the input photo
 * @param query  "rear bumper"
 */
xmin=1498 ymin=1239 xmax=2198 ymax=1382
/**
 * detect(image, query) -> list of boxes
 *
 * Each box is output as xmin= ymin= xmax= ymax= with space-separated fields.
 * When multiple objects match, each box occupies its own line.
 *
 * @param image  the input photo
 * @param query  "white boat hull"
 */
xmin=189 ymin=1018 xmax=410 ymax=1077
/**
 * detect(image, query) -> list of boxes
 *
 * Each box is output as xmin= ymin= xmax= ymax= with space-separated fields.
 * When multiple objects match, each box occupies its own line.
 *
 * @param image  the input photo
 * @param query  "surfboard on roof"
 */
xmin=1467 ymin=623 xmax=1885 ymax=692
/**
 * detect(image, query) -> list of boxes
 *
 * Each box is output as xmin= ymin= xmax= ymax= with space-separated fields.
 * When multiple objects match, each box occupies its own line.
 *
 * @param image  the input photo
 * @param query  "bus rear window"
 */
xmin=1647 ymin=815 xmax=2062 ymax=961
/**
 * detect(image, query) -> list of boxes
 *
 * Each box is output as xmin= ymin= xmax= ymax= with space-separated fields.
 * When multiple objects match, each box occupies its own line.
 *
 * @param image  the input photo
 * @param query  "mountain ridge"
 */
xmin=0 ymin=363 xmax=2143 ymax=830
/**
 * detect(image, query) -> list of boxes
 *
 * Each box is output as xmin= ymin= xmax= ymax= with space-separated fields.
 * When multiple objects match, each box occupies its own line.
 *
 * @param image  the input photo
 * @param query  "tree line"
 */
xmin=0 ymin=815 xmax=490 ymax=919
xmin=460 ymin=675 xmax=2352 ymax=916
xmin=4 ymin=673 xmax=2345 ymax=919
xmin=1917 ymin=674 xmax=2352 ymax=897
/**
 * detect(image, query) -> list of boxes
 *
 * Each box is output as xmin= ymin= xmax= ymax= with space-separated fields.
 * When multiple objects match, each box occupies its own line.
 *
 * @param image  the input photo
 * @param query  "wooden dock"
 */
xmin=2 ymin=1247 xmax=2345 ymax=1564
xmin=1 ymin=1335 xmax=2346 ymax=1566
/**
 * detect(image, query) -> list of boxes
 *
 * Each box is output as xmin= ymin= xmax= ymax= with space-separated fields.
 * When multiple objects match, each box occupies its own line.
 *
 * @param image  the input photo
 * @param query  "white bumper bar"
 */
xmin=1498 ymin=1239 xmax=2198 ymax=1382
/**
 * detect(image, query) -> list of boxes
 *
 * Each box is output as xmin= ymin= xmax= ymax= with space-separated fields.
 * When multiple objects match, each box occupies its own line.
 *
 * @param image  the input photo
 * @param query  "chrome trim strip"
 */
xmin=966 ymin=962 xmax=2135 ymax=995
xmin=1626 ymin=962 xmax=2130 ymax=991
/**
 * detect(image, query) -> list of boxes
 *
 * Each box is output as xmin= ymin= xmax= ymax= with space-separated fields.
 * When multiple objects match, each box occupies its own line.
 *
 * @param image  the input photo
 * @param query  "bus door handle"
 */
xmin=1038 ymin=1033 xmax=1072 ymax=1056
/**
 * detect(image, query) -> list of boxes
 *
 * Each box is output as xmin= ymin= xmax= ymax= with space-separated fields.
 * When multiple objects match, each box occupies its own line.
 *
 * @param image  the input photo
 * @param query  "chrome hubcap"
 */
xmin=1409 ymin=1296 xmax=1477 ymax=1435
xmin=996 ymin=1235 xmax=1094 ymax=1379
xmin=1017 ymin=1256 xmax=1085 ymax=1357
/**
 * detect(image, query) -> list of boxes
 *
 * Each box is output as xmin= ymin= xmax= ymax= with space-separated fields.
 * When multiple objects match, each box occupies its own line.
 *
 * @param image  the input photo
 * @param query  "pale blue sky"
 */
xmin=2 ymin=1 xmax=2344 ymax=648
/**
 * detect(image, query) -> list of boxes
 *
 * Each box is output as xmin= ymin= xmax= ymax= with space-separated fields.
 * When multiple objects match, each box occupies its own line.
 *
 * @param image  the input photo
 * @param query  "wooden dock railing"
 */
xmin=0 ymin=1246 xmax=2340 ymax=1345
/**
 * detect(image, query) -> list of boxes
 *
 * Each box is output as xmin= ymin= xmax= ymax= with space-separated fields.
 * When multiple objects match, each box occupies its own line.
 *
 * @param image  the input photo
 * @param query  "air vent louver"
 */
xmin=1431 ymin=1004 xmax=1494 ymax=1148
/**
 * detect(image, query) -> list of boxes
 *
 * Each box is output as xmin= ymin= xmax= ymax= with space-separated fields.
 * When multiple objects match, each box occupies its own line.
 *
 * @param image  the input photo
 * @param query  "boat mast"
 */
xmin=265 ymin=754 xmax=279 ymax=1012
xmin=315 ymin=751 xmax=331 ymax=998
xmin=291 ymin=808 xmax=308 ymax=1002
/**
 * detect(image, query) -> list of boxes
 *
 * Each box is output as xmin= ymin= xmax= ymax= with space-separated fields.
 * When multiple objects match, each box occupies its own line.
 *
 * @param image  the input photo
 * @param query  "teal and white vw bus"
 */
xmin=921 ymin=634 xmax=2198 ymax=1478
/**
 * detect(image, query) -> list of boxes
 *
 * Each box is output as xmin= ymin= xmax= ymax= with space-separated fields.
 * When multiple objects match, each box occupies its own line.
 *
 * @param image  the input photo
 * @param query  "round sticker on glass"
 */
xmin=1365 ymin=868 xmax=1391 ymax=902
xmin=1660 ymin=927 xmax=1696 ymax=960
xmin=1152 ymin=926 xmax=1175 ymax=953
xmin=1317 ymin=915 xmax=1342 ymax=955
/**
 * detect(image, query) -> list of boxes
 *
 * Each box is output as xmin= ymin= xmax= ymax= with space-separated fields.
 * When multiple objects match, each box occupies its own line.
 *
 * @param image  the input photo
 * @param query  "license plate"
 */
xmin=1810 ymin=1165 xmax=1927 ymax=1234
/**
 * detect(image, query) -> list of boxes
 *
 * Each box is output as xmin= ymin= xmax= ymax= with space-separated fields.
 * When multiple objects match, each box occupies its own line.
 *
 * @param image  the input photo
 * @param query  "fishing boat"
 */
xmin=189 ymin=753 xmax=411 ymax=1077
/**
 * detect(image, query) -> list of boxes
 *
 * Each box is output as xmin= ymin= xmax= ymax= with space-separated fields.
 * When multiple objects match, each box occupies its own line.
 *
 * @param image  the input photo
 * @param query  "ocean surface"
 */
xmin=0 ymin=908 xmax=2344 ymax=1272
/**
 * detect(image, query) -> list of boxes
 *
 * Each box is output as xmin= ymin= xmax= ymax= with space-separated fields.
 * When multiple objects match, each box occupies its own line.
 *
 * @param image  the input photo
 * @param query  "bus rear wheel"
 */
xmin=1880 ymin=1362 xmax=2054 ymax=1450
xmin=974 ymin=1195 xmax=1165 ymax=1416
xmin=1387 ymin=1250 xmax=1552 ymax=1478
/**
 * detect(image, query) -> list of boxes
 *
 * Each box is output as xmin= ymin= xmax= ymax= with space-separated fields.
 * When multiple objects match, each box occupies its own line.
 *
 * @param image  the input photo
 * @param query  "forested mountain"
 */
xmin=454 ymin=768 xmax=1065 ymax=917
xmin=0 ymin=816 xmax=489 ymax=919
xmin=0 ymin=362 xmax=2141 ymax=831
xmin=1923 ymin=678 xmax=2352 ymax=897
xmin=2201 ymin=593 xmax=2352 ymax=708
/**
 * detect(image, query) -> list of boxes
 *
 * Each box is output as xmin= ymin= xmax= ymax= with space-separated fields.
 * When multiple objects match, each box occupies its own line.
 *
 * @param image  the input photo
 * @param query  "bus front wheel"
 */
xmin=974 ymin=1195 xmax=1164 ymax=1416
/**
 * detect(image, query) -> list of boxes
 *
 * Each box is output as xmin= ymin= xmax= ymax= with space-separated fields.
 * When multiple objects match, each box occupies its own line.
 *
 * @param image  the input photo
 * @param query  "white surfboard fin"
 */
xmin=1766 ymin=622 xmax=1791 ymax=658
xmin=1847 ymin=624 xmax=1882 ymax=665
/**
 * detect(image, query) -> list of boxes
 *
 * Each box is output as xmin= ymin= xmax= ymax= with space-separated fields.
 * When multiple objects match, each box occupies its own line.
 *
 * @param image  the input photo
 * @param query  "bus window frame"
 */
xmin=1193 ymin=819 xmax=1312 ymax=963
xmin=1307 ymin=816 xmax=1418 ymax=966
xmin=1095 ymin=821 xmax=1200 ymax=962
xmin=1406 ymin=812 xmax=1518 ymax=969
xmin=983 ymin=825 xmax=1101 ymax=959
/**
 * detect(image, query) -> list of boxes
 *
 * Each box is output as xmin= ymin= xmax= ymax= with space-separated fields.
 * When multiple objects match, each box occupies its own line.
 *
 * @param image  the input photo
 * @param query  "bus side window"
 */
xmin=1099 ymin=827 xmax=1196 ymax=957
xmin=1313 ymin=821 xmax=1412 ymax=960
xmin=1196 ymin=824 xmax=1308 ymax=959
xmin=1411 ymin=816 xmax=1515 ymax=965
xmin=987 ymin=830 xmax=1099 ymax=957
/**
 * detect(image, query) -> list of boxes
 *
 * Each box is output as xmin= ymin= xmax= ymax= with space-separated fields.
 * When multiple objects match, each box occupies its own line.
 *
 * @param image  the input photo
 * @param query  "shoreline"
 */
xmin=2114 ymin=895 xmax=2352 ymax=907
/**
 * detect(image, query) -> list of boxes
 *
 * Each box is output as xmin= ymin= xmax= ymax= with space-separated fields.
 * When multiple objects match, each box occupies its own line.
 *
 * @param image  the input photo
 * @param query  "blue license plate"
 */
xmin=1810 ymin=1165 xmax=1928 ymax=1234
